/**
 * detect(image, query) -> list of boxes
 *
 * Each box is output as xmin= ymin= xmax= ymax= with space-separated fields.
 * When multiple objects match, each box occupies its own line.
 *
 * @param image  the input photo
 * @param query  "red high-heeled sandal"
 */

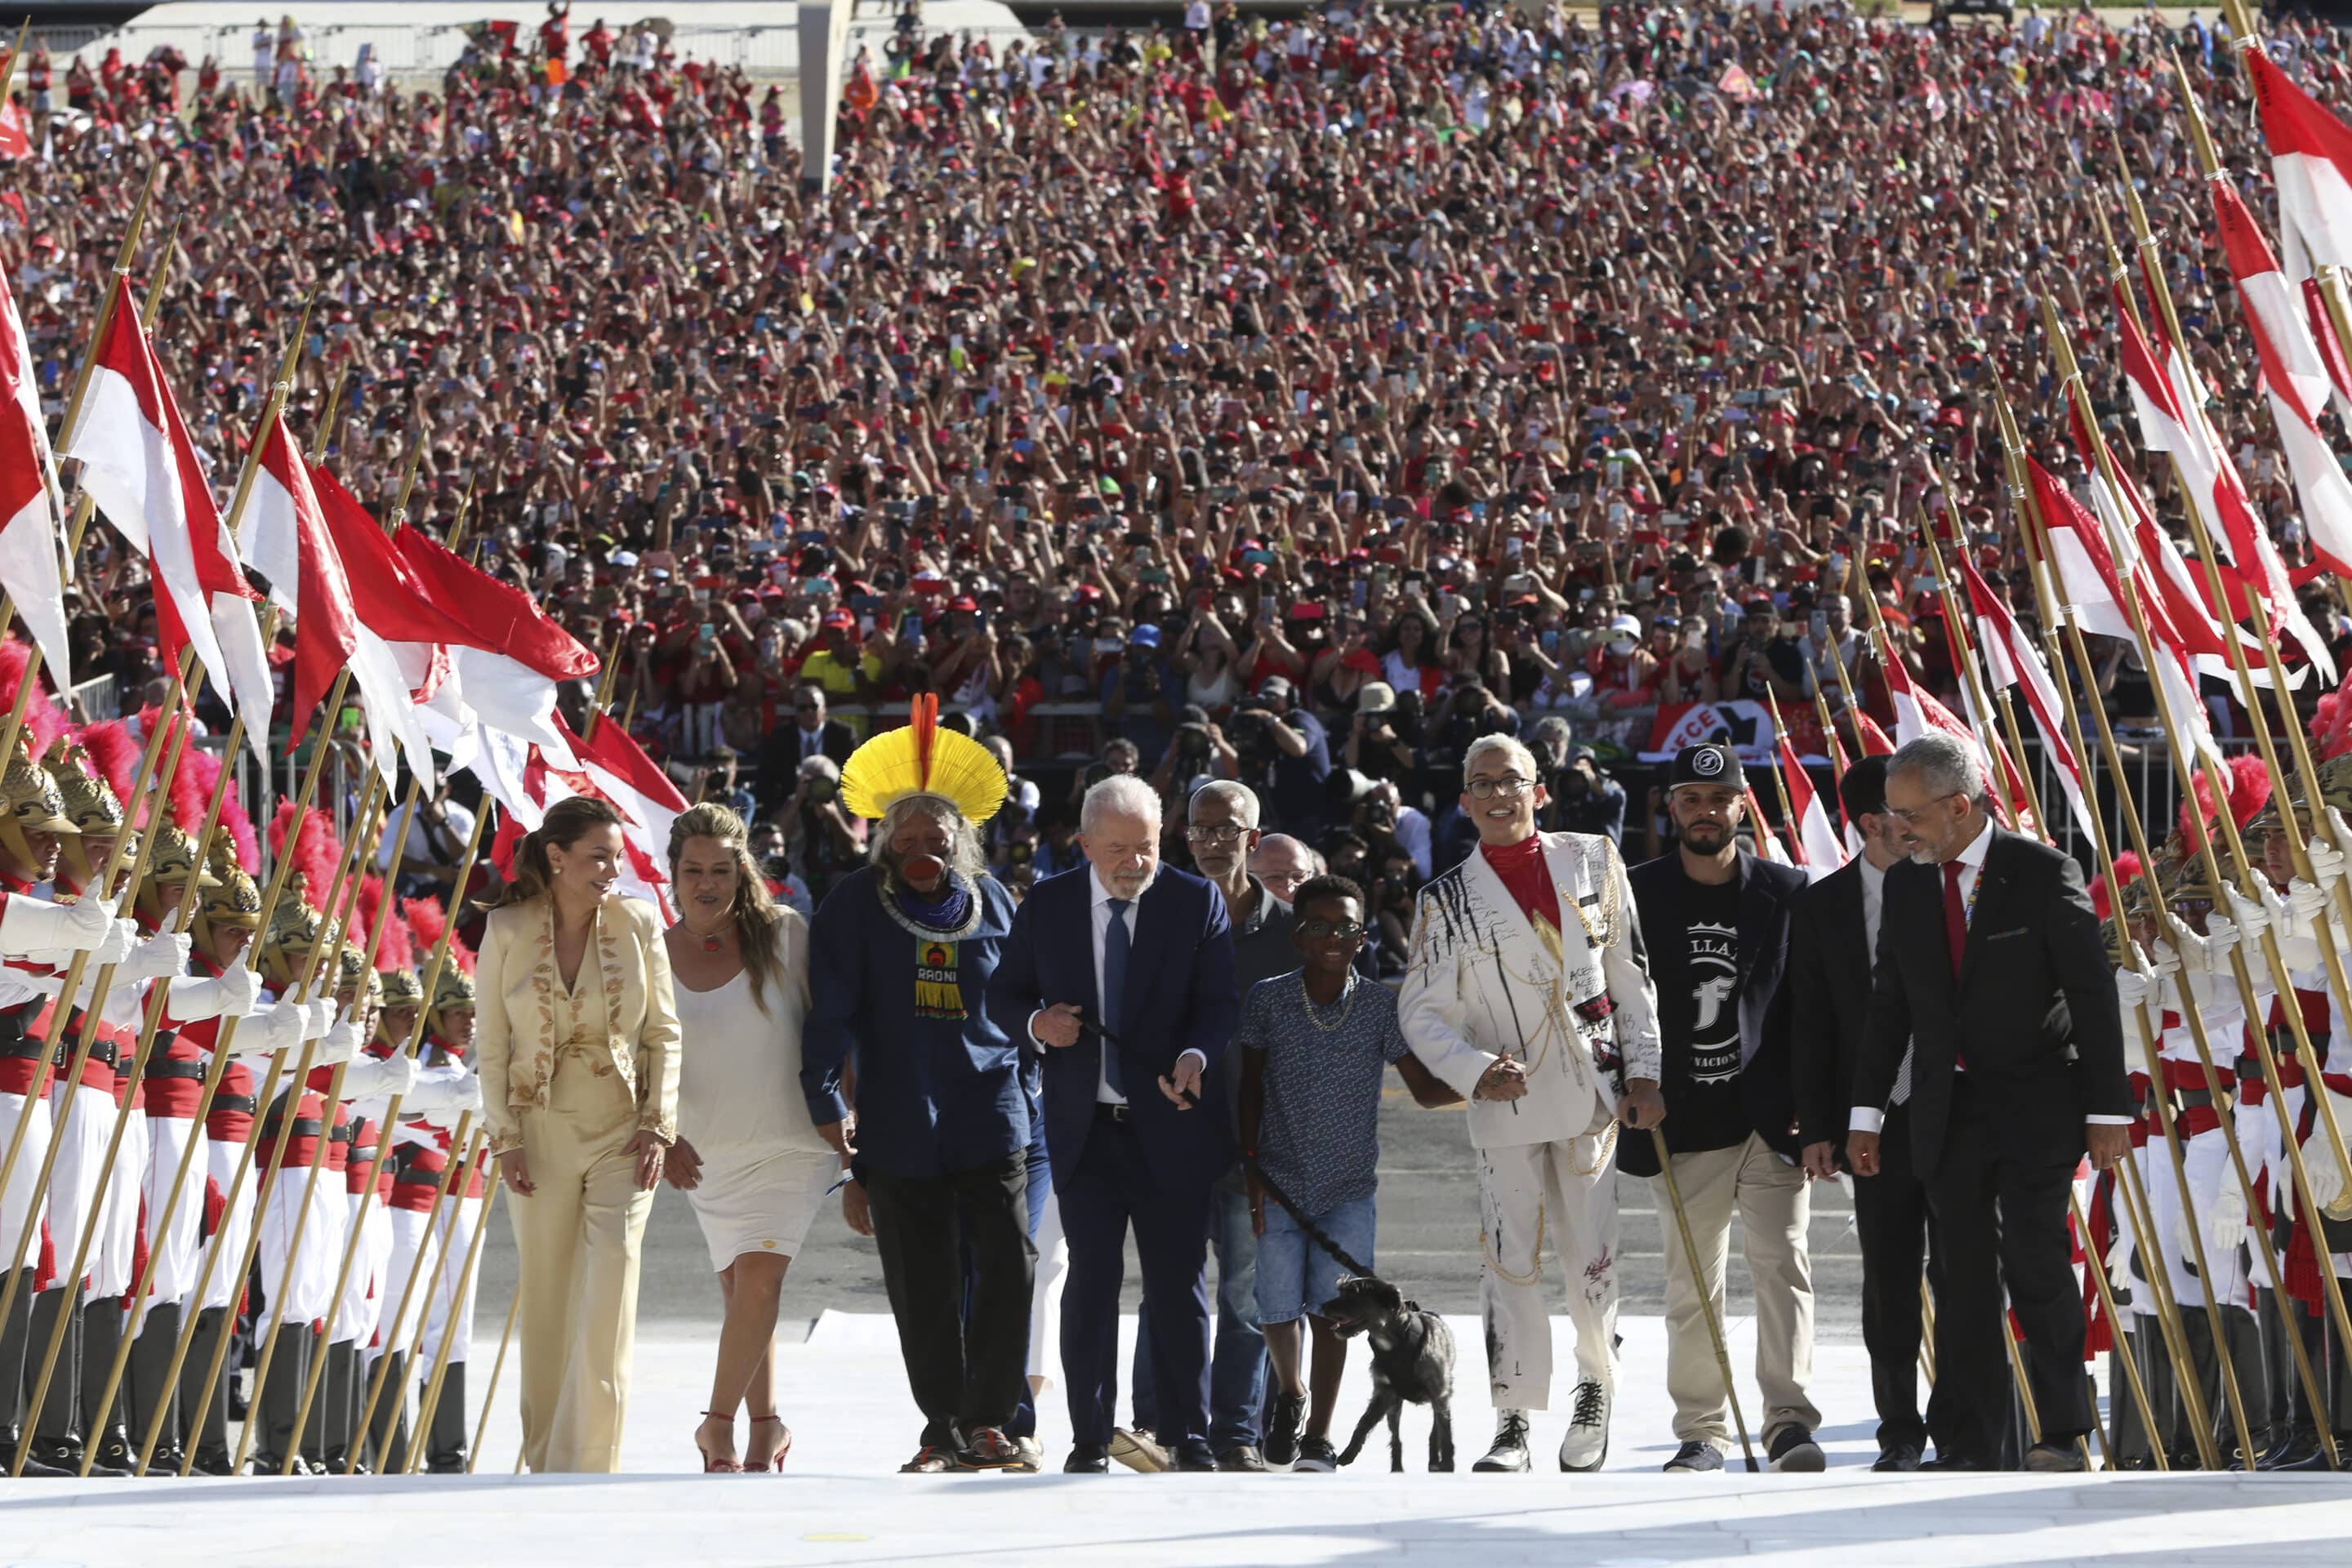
xmin=746 ymin=1414 xmax=792 ymax=1472
xmin=697 ymin=1411 xmax=742 ymax=1473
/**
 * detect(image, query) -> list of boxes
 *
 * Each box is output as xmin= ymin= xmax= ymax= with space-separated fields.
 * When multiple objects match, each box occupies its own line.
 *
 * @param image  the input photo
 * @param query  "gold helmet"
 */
xmin=258 ymin=873 xmax=328 ymax=993
xmin=195 ymin=835 xmax=263 ymax=948
xmin=43 ymin=741 xmax=127 ymax=894
xmin=2317 ymin=754 xmax=2352 ymax=817
xmin=0 ymin=738 xmax=79 ymax=871
xmin=379 ymin=966 xmax=425 ymax=1010
xmin=426 ymin=957 xmax=477 ymax=1049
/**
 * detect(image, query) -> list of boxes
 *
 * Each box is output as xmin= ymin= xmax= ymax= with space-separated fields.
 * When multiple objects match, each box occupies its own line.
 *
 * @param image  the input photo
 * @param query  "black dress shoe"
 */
xmin=1215 ymin=1445 xmax=1269 ymax=1472
xmin=144 ymin=1447 xmax=189 ymax=1477
xmin=1871 ymin=1442 xmax=1923 ymax=1472
xmin=188 ymin=1446 xmax=242 ymax=1477
xmin=1919 ymin=1454 xmax=1989 ymax=1472
xmin=1063 ymin=1443 xmax=1111 ymax=1474
xmin=2268 ymin=1440 xmax=2339 ymax=1472
xmin=2258 ymin=1428 xmax=2323 ymax=1471
xmin=2 ymin=1443 xmax=76 ymax=1478
xmin=2023 ymin=1442 xmax=2086 ymax=1473
xmin=1173 ymin=1441 xmax=1218 ymax=1472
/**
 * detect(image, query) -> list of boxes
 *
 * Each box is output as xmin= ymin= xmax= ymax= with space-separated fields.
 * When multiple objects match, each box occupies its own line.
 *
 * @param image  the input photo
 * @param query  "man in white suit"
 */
xmin=1400 ymin=734 xmax=1664 ymax=1474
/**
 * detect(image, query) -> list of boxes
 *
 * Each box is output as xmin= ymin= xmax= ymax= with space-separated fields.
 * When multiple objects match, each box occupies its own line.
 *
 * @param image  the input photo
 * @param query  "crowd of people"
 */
xmin=4 ymin=0 xmax=2352 ymax=1479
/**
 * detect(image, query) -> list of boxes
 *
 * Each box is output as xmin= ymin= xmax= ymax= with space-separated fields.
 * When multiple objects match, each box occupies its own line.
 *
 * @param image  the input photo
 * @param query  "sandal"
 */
xmin=697 ymin=1411 xmax=742 ymax=1473
xmin=747 ymin=1414 xmax=792 ymax=1472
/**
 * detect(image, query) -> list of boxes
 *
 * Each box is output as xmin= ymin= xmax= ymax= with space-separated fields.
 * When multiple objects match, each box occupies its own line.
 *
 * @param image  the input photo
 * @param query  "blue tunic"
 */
xmin=801 ymin=865 xmax=1031 ymax=1182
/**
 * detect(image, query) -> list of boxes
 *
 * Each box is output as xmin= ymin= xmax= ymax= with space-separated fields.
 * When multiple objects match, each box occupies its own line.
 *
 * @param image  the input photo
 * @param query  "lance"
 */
xmin=1806 ymin=679 xmax=1846 ymax=786
xmin=2167 ymin=73 xmax=2352 ymax=1311
xmin=1758 ymin=688 xmax=1811 ymax=865
xmin=1915 ymin=501 xmax=2053 ymax=840
xmin=405 ymin=1131 xmax=501 ymax=1473
xmin=468 ymin=1276 xmax=523 ymax=1473
xmin=228 ymin=774 xmax=393 ymax=1474
xmin=249 ymin=771 xmax=416 ymax=1475
xmin=350 ymin=1108 xmax=476 ymax=1473
xmin=6 ymin=696 xmax=198 ymax=1473
xmin=130 ymin=667 xmax=357 ymax=1475
xmin=2009 ymin=355 xmax=2263 ymax=1469
xmin=0 ymin=163 xmax=160 ymax=777
xmin=2072 ymin=1183 xmax=2163 ymax=1471
xmin=72 ymin=622 xmax=280 ymax=1475
xmin=313 ymin=364 xmax=349 ymax=465
xmin=1993 ymin=383 xmax=2221 ymax=1468
xmin=9 ymin=280 xmax=318 ymax=1473
xmin=2100 ymin=163 xmax=2352 ymax=1454
xmin=389 ymin=434 xmax=429 ymax=533
xmin=290 ymin=791 xmax=493 ymax=1472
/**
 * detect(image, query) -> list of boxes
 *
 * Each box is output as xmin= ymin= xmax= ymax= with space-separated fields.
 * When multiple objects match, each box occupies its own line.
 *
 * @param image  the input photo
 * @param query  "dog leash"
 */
xmin=1080 ymin=1017 xmax=1389 ymax=1289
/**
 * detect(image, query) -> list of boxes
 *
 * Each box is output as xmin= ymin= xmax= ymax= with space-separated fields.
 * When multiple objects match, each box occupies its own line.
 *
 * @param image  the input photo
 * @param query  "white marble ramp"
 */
xmin=5 ymin=1315 xmax=2351 ymax=1566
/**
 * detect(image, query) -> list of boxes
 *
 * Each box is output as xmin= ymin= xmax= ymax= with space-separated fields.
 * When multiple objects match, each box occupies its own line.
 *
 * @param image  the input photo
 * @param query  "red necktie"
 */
xmin=1944 ymin=861 xmax=1970 ymax=1072
xmin=1942 ymin=861 xmax=1969 ymax=982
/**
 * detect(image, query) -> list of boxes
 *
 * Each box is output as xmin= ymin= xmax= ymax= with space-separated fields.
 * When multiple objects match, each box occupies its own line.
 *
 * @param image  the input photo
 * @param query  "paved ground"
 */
xmin=471 ymin=1074 xmax=1866 ymax=1339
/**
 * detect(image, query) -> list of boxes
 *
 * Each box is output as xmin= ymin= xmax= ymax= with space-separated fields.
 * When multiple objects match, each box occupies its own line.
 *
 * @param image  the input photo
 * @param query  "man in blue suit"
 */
xmin=990 ymin=773 xmax=1239 ymax=1473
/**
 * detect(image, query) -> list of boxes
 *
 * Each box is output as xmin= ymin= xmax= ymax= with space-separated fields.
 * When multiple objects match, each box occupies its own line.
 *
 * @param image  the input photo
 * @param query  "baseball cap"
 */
xmin=1357 ymin=681 xmax=1397 ymax=715
xmin=1129 ymin=624 xmax=1162 ymax=648
xmin=1669 ymin=742 xmax=1745 ymax=792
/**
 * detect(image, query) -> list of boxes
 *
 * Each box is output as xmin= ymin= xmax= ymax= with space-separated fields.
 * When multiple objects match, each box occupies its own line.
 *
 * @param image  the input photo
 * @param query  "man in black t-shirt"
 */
xmin=1624 ymin=743 xmax=1820 ymax=1475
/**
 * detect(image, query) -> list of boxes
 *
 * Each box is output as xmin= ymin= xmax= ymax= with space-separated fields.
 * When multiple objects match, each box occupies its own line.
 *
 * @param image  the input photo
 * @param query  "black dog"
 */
xmin=1321 ymin=1275 xmax=1456 ymax=1472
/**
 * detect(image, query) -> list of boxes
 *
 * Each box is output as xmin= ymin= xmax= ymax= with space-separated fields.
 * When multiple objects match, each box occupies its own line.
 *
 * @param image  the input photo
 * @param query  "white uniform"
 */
xmin=1400 ymin=831 xmax=1660 ymax=1410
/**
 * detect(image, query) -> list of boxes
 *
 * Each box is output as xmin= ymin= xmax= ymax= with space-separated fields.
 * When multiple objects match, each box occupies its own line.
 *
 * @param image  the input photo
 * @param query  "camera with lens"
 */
xmin=760 ymin=853 xmax=794 ymax=884
xmin=804 ymin=773 xmax=840 ymax=805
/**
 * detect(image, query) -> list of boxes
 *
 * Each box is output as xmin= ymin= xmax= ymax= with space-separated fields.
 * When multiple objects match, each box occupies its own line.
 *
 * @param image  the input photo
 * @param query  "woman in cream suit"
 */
xmin=662 ymin=803 xmax=835 ymax=1473
xmin=475 ymin=795 xmax=681 ymax=1474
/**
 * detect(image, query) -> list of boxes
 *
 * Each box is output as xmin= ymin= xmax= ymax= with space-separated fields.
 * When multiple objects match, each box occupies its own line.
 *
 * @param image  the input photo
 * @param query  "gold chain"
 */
xmin=1481 ymin=1200 xmax=1548 ymax=1287
xmin=1298 ymin=970 xmax=1358 ymax=1033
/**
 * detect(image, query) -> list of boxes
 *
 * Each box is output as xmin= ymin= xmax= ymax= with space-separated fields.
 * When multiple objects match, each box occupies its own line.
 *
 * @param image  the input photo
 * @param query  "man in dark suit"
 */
xmin=1788 ymin=755 xmax=1942 ymax=1471
xmin=1624 ymin=742 xmax=1817 ymax=1473
xmin=756 ymin=683 xmax=856 ymax=814
xmin=989 ymin=773 xmax=1239 ymax=1473
xmin=1848 ymin=734 xmax=2132 ymax=1472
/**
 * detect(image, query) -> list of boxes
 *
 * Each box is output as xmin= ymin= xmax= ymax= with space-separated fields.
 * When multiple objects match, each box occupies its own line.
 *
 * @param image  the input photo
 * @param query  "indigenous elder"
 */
xmin=476 ymin=796 xmax=682 ymax=1475
xmin=664 ymin=802 xmax=831 ymax=1473
xmin=1399 ymin=734 xmax=1663 ymax=1476
xmin=802 ymin=697 xmax=1034 ymax=1475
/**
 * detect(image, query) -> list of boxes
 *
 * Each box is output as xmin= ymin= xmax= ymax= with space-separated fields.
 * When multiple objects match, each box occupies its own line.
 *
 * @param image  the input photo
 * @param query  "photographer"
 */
xmin=1227 ymin=676 xmax=1331 ymax=843
xmin=1341 ymin=684 xmax=1416 ymax=785
xmin=1102 ymin=623 xmax=1183 ymax=759
xmin=1351 ymin=777 xmax=1430 ymax=881
xmin=1152 ymin=703 xmax=1227 ymax=803
xmin=775 ymin=753 xmax=863 ymax=909
xmin=1545 ymin=745 xmax=1627 ymax=847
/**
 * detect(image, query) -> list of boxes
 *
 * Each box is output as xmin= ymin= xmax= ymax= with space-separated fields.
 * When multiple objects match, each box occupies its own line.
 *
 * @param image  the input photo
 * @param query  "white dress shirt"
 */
xmin=1851 ymin=819 xmax=2127 ymax=1134
xmin=1029 ymin=867 xmax=1208 ymax=1104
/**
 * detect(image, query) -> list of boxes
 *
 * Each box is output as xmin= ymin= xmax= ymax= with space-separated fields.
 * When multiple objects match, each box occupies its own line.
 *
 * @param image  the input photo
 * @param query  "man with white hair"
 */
xmin=1400 ymin=733 xmax=1664 ymax=1474
xmin=1847 ymin=733 xmax=2129 ymax=1472
xmin=1250 ymin=834 xmax=1316 ymax=906
xmin=991 ymin=773 xmax=1239 ymax=1474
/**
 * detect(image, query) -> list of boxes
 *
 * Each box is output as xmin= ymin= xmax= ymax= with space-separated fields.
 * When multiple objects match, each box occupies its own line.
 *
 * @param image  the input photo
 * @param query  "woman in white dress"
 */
xmin=663 ymin=804 xmax=836 ymax=1472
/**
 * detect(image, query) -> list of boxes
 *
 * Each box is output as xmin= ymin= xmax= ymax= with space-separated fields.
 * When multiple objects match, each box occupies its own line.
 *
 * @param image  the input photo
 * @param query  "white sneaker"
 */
xmin=1472 ymin=1410 xmax=1532 ymax=1472
xmin=1557 ymin=1379 xmax=1609 ymax=1472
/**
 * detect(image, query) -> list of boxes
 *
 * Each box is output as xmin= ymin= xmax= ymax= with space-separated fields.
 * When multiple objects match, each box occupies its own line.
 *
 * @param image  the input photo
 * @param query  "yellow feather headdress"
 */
xmin=840 ymin=695 xmax=1008 ymax=825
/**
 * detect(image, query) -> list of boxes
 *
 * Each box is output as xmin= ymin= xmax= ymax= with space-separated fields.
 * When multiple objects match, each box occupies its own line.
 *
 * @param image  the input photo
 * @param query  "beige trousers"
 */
xmin=510 ymin=1049 xmax=654 ymax=1473
xmin=1650 ymin=1132 xmax=1820 ymax=1446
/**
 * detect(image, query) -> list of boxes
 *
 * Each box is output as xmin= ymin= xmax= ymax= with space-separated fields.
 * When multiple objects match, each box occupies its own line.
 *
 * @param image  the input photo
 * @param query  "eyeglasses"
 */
xmin=1185 ymin=822 xmax=1248 ymax=844
xmin=1466 ymin=775 xmax=1533 ymax=800
xmin=1886 ymin=791 xmax=1962 ymax=826
xmin=795 ymin=702 xmax=821 ymax=712
xmin=1299 ymin=919 xmax=1366 ymax=942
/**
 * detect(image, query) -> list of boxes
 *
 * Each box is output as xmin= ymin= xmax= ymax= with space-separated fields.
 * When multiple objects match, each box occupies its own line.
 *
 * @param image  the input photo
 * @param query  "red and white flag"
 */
xmin=2209 ymin=177 xmax=2352 ymax=581
xmin=470 ymin=716 xmax=679 ymax=918
xmin=0 ymin=255 xmax=70 ymax=683
xmin=63 ymin=277 xmax=271 ymax=755
xmin=1960 ymin=554 xmax=2093 ymax=846
xmin=239 ymin=411 xmax=429 ymax=781
xmin=2247 ymin=49 xmax=2352 ymax=277
xmin=394 ymin=523 xmax=599 ymax=768
xmin=1777 ymin=730 xmax=1844 ymax=879
xmin=1744 ymin=785 xmax=1796 ymax=868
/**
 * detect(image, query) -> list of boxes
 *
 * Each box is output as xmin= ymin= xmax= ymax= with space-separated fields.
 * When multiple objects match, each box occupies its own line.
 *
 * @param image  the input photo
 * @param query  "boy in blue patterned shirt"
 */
xmin=1238 ymin=875 xmax=1459 ymax=1472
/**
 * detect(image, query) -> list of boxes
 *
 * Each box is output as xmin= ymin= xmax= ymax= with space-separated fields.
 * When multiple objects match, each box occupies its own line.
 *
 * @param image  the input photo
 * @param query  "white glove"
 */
xmin=399 ymin=1062 xmax=476 ymax=1114
xmin=161 ymin=964 xmax=260 ymax=1024
xmin=0 ymin=891 xmax=118 ymax=956
xmin=2116 ymin=966 xmax=2154 ymax=1013
xmin=2210 ymin=1178 xmax=2249 ymax=1258
xmin=87 ymin=919 xmax=137 ymax=972
xmin=259 ymin=998 xmax=311 ymax=1056
xmin=372 ymin=1052 xmax=421 ymax=1100
xmin=303 ymin=999 xmax=336 ymax=1043
xmin=2105 ymin=1225 xmax=2136 ymax=1299
xmin=2149 ymin=939 xmax=2185 ymax=983
xmin=2306 ymin=1122 xmax=2349 ymax=1214
xmin=2198 ymin=912 xmax=2240 ymax=966
xmin=2224 ymin=885 xmax=2278 ymax=942
xmin=449 ymin=1075 xmax=483 ymax=1113
xmin=2289 ymin=878 xmax=2331 ymax=926
xmin=122 ymin=929 xmax=191 ymax=986
xmin=2305 ymin=837 xmax=2347 ymax=894
xmin=2327 ymin=807 xmax=2352 ymax=865
xmin=313 ymin=1020 xmax=362 ymax=1068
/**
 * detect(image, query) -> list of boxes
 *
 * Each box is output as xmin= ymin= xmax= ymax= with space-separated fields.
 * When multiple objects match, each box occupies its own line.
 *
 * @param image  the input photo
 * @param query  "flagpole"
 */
xmin=388 ymin=434 xmax=428 ymax=532
xmin=2167 ymin=68 xmax=2352 ymax=1217
xmin=228 ymin=773 xmax=392 ymax=1475
xmin=276 ymin=772 xmax=437 ymax=1471
xmin=0 ymin=163 xmax=161 ymax=785
xmin=1917 ymin=506 xmax=2051 ymax=838
xmin=467 ymin=1276 xmax=523 ymax=1472
xmin=2030 ymin=325 xmax=2282 ymax=1468
xmin=313 ymin=364 xmax=348 ymax=463
xmin=1806 ymin=680 xmax=1846 ymax=784
xmin=405 ymin=1136 xmax=501 ymax=1473
xmin=1996 ymin=384 xmax=2229 ymax=1470
xmin=336 ymin=798 xmax=494 ymax=1473
xmin=350 ymin=1107 xmax=477 ymax=1472
xmin=1758 ymin=688 xmax=1806 ymax=861
xmin=2102 ymin=158 xmax=2352 ymax=1434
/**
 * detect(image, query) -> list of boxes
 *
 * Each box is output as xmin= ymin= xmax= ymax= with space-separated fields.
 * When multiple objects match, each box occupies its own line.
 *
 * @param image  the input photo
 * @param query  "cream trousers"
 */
xmin=509 ymin=1048 xmax=653 ymax=1474
xmin=1650 ymin=1132 xmax=1820 ymax=1446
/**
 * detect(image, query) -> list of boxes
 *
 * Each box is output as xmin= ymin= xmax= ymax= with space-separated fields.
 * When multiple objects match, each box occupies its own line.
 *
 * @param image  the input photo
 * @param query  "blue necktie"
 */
xmin=1102 ymin=898 xmax=1131 ymax=1098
